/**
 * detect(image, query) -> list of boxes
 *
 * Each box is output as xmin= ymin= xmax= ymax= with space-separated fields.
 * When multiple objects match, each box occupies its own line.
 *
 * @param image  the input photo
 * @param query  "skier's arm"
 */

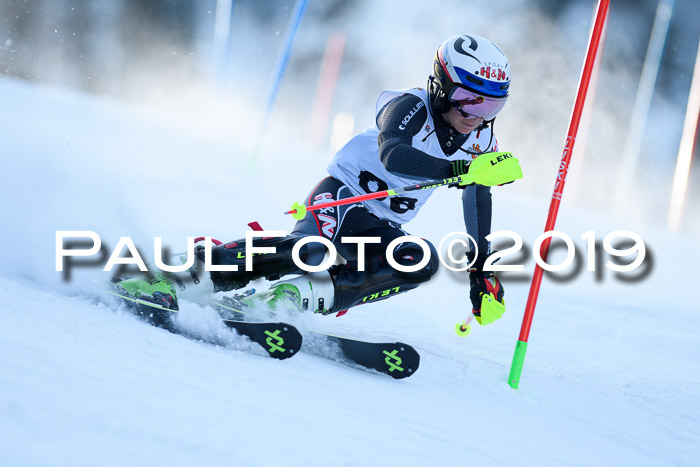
xmin=376 ymin=94 xmax=452 ymax=180
xmin=462 ymin=184 xmax=492 ymax=270
xmin=463 ymin=182 xmax=508 ymax=314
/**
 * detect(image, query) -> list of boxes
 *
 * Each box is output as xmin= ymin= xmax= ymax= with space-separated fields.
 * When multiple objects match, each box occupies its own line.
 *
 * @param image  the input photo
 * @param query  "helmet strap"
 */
xmin=477 ymin=118 xmax=495 ymax=132
xmin=428 ymin=75 xmax=498 ymax=153
xmin=456 ymin=118 xmax=496 ymax=156
xmin=427 ymin=76 xmax=451 ymax=117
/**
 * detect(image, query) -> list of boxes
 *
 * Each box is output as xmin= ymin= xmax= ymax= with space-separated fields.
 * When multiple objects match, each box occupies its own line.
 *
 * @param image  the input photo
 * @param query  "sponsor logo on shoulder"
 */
xmin=399 ymin=101 xmax=425 ymax=130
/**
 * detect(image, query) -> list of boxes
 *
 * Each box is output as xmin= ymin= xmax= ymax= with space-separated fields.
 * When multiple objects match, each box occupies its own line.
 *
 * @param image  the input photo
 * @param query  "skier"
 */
xmin=113 ymin=34 xmax=514 ymax=328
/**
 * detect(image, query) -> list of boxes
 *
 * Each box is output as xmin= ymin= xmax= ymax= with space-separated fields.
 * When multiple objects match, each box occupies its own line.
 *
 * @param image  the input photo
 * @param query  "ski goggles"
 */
xmin=448 ymin=86 xmax=507 ymax=121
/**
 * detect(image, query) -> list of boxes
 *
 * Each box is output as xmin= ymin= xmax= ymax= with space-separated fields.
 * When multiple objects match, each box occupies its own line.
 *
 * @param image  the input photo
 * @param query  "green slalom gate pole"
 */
xmin=285 ymin=151 xmax=523 ymax=220
xmin=508 ymin=0 xmax=610 ymax=389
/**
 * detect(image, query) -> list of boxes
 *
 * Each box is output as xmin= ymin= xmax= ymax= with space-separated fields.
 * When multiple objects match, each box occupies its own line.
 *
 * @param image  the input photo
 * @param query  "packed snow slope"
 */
xmin=1 ymin=79 xmax=699 ymax=466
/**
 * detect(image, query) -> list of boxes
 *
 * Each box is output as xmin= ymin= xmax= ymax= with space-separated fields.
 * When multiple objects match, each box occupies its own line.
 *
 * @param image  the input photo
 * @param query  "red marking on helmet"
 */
xmin=438 ymin=47 xmax=454 ymax=82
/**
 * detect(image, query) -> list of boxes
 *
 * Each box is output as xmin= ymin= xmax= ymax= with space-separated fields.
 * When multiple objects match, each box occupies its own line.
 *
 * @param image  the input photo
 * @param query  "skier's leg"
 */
xmin=254 ymin=227 xmax=440 ymax=315
xmin=328 ymin=227 xmax=440 ymax=314
xmin=242 ymin=176 xmax=383 ymax=314
xmin=204 ymin=176 xmax=356 ymax=293
xmin=110 ymin=177 xmax=344 ymax=320
xmin=201 ymin=235 xmax=310 ymax=292
xmin=252 ymin=177 xmax=439 ymax=315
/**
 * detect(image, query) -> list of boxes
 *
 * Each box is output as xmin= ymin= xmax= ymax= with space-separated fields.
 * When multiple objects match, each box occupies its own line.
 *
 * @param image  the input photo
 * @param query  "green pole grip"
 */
xmin=508 ymin=340 xmax=528 ymax=389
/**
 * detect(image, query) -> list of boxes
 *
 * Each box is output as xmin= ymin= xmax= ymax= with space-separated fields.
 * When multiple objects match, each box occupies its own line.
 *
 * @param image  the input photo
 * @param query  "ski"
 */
xmin=223 ymin=320 xmax=302 ymax=360
xmin=309 ymin=332 xmax=420 ymax=379
xmin=215 ymin=295 xmax=420 ymax=378
xmin=109 ymin=290 xmax=301 ymax=360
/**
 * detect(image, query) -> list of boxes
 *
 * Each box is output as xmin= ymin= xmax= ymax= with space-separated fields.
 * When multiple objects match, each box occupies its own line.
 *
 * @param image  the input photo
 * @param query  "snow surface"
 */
xmin=1 ymin=77 xmax=700 ymax=466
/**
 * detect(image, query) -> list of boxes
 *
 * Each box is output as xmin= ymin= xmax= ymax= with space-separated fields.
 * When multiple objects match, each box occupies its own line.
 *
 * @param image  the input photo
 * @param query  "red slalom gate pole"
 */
xmin=508 ymin=0 xmax=610 ymax=389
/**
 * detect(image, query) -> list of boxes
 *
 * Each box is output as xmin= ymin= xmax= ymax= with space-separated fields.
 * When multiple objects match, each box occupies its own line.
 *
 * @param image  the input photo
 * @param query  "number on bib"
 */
xmin=358 ymin=171 xmax=418 ymax=214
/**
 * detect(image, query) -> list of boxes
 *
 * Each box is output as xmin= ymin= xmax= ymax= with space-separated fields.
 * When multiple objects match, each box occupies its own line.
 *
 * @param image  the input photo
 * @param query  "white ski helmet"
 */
xmin=430 ymin=34 xmax=510 ymax=120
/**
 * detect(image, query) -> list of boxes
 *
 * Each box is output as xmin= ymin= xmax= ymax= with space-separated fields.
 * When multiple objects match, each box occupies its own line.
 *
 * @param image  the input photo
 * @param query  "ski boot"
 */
xmin=110 ymin=273 xmax=179 ymax=331
xmin=241 ymin=271 xmax=336 ymax=315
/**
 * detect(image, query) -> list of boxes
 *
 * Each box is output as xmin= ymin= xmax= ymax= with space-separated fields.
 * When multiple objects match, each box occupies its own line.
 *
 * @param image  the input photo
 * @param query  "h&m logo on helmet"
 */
xmin=479 ymin=66 xmax=507 ymax=81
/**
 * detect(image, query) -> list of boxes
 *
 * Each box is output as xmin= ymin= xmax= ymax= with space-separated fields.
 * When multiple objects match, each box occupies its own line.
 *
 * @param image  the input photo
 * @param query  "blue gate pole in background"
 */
xmin=249 ymin=0 xmax=309 ymax=167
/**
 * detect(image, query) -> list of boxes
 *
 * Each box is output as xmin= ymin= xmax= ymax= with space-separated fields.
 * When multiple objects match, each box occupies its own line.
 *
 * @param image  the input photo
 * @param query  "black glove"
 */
xmin=449 ymin=159 xmax=470 ymax=177
xmin=469 ymin=269 xmax=504 ymax=312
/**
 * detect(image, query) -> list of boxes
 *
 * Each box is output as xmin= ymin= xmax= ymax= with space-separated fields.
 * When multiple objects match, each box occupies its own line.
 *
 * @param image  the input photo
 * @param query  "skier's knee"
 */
xmin=328 ymin=240 xmax=439 ymax=313
xmin=391 ymin=238 xmax=439 ymax=282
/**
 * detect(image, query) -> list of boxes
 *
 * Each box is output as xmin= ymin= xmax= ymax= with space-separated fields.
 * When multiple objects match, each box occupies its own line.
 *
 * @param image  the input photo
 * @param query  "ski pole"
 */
xmin=285 ymin=151 xmax=523 ymax=220
xmin=286 ymin=175 xmax=463 ymax=220
xmin=508 ymin=0 xmax=610 ymax=390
